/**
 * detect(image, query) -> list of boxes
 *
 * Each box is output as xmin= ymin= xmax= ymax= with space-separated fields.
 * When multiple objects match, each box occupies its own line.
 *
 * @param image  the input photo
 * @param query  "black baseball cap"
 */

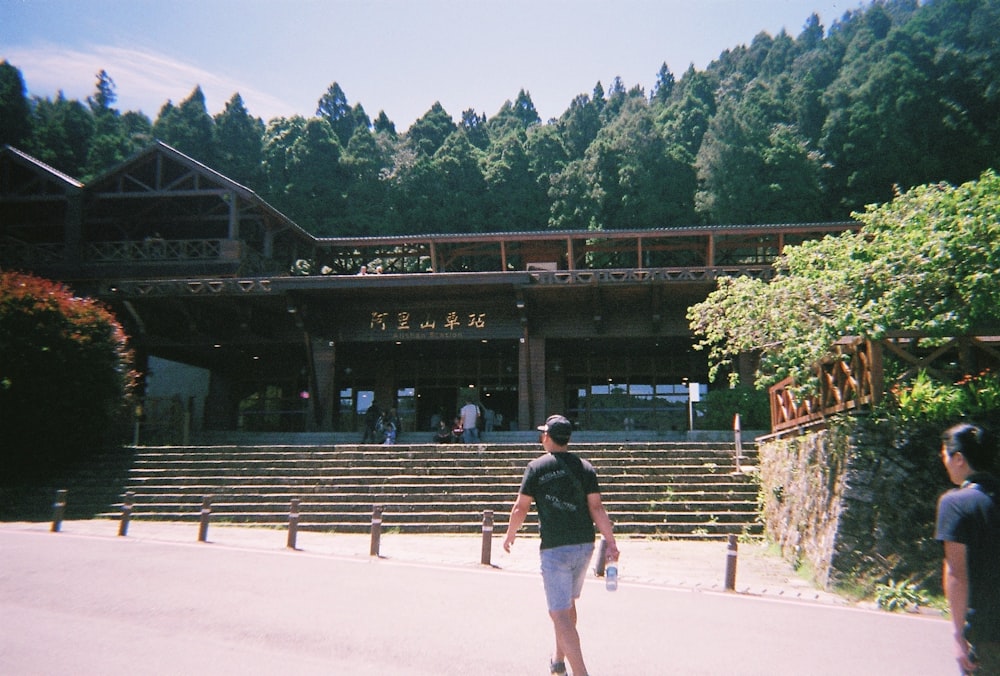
xmin=537 ymin=414 xmax=573 ymax=444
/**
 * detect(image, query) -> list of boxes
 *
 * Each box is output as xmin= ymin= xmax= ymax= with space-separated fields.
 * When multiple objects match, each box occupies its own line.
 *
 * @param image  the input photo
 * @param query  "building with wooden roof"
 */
xmin=1 ymin=142 xmax=860 ymax=437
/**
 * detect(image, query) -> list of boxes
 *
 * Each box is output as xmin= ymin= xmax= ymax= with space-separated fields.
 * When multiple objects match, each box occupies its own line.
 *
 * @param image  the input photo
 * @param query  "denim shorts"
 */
xmin=540 ymin=542 xmax=595 ymax=612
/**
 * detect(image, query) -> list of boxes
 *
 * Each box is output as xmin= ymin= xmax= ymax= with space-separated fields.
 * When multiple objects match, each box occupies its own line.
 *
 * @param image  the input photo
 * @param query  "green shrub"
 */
xmin=695 ymin=384 xmax=770 ymax=430
xmin=889 ymin=369 xmax=1000 ymax=423
xmin=874 ymin=578 xmax=928 ymax=612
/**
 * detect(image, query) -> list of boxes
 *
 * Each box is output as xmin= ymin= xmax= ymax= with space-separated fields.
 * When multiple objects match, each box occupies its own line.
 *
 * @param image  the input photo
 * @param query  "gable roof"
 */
xmin=0 ymin=144 xmax=84 ymax=197
xmin=87 ymin=140 xmax=315 ymax=242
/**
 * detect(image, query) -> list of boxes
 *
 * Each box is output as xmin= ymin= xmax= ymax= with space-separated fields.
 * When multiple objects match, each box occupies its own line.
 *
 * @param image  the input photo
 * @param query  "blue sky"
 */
xmin=3 ymin=0 xmax=866 ymax=131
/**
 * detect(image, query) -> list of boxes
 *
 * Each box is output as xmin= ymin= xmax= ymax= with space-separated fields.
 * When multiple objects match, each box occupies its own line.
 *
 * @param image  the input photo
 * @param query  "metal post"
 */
xmin=287 ymin=498 xmax=300 ymax=549
xmin=724 ymin=534 xmax=738 ymax=591
xmin=118 ymin=491 xmax=134 ymax=537
xmin=594 ymin=537 xmax=608 ymax=577
xmin=733 ymin=413 xmax=743 ymax=473
xmin=480 ymin=510 xmax=494 ymax=565
xmin=370 ymin=505 xmax=383 ymax=557
xmin=198 ymin=496 xmax=212 ymax=542
xmin=50 ymin=489 xmax=67 ymax=532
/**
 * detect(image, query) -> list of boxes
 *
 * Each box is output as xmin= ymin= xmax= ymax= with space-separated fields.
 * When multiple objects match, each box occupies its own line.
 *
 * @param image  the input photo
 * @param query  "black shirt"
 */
xmin=519 ymin=451 xmax=600 ymax=550
xmin=936 ymin=472 xmax=1000 ymax=643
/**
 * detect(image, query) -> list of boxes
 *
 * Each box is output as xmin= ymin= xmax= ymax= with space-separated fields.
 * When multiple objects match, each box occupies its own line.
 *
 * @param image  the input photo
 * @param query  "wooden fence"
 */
xmin=768 ymin=334 xmax=1000 ymax=432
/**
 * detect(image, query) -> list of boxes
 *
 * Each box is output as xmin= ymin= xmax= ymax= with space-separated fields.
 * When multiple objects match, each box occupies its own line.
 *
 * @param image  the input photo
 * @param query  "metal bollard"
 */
xmin=118 ymin=491 xmax=134 ymax=537
xmin=287 ymin=498 xmax=300 ymax=549
xmin=51 ymin=489 xmax=67 ymax=532
xmin=480 ymin=510 xmax=494 ymax=565
xmin=198 ymin=496 xmax=212 ymax=542
xmin=594 ymin=536 xmax=608 ymax=576
xmin=370 ymin=505 xmax=383 ymax=557
xmin=733 ymin=413 xmax=744 ymax=473
xmin=724 ymin=534 xmax=738 ymax=590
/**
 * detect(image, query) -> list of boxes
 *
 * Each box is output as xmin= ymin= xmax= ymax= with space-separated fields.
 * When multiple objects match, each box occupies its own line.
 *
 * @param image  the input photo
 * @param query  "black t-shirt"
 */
xmin=935 ymin=472 xmax=1000 ymax=643
xmin=519 ymin=451 xmax=600 ymax=550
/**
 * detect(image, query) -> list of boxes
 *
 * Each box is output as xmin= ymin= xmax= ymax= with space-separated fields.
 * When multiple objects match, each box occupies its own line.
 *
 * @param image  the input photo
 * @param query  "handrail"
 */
xmin=85 ymin=239 xmax=227 ymax=263
xmin=769 ymin=338 xmax=881 ymax=432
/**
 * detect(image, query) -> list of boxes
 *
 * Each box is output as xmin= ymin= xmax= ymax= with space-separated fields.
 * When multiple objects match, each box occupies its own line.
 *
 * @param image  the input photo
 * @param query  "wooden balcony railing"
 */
xmin=85 ymin=238 xmax=231 ymax=263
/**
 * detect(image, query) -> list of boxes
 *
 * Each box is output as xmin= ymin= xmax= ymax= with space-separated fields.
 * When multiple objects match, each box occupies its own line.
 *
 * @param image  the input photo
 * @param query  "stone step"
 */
xmin=107 ymin=505 xmax=761 ymax=526
xmin=128 ymin=443 xmax=754 ymax=457
xmin=50 ymin=441 xmax=762 ymax=540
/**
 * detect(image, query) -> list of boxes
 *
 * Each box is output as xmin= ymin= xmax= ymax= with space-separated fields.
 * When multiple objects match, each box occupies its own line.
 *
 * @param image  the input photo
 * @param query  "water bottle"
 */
xmin=605 ymin=560 xmax=618 ymax=591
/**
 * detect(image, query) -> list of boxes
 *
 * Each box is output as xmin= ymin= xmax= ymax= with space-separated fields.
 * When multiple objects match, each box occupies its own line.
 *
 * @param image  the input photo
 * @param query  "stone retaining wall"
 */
xmin=758 ymin=416 xmax=949 ymax=592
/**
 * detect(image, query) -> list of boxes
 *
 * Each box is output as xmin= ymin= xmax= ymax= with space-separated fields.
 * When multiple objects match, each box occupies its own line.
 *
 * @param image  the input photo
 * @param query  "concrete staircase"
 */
xmin=82 ymin=442 xmax=760 ymax=540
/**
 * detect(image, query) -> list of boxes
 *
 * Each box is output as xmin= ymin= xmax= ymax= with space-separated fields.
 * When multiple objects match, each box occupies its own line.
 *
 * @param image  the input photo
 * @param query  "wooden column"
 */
xmin=518 ymin=332 xmax=546 ymax=431
xmin=309 ymin=337 xmax=336 ymax=431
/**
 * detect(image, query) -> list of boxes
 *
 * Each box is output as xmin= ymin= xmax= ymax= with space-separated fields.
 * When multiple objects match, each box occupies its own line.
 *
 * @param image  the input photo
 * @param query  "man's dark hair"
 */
xmin=942 ymin=423 xmax=996 ymax=471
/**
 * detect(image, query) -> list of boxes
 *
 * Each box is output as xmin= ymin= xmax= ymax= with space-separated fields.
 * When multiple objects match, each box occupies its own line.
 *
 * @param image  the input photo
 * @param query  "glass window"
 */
xmin=356 ymin=390 xmax=375 ymax=415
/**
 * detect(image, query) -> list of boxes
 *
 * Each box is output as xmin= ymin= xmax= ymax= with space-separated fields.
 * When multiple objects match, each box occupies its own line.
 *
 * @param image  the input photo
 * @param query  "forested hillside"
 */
xmin=2 ymin=0 xmax=997 ymax=236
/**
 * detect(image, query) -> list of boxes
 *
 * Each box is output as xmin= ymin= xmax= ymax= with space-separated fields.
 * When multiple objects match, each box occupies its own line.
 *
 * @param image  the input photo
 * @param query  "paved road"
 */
xmin=0 ymin=528 xmax=953 ymax=675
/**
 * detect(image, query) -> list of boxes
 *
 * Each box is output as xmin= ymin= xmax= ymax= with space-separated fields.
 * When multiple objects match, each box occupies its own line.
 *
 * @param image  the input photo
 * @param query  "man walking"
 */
xmin=936 ymin=422 xmax=1000 ymax=674
xmin=460 ymin=399 xmax=480 ymax=443
xmin=503 ymin=414 xmax=618 ymax=676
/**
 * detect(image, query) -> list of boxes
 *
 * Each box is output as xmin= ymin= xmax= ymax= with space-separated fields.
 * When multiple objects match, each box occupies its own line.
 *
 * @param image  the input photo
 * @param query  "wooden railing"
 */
xmin=769 ymin=338 xmax=883 ymax=432
xmin=0 ymin=237 xmax=68 ymax=266
xmin=769 ymin=334 xmax=1000 ymax=433
xmin=85 ymin=239 xmax=229 ymax=263
xmin=311 ymin=222 xmax=859 ymax=275
xmin=530 ymin=265 xmax=776 ymax=285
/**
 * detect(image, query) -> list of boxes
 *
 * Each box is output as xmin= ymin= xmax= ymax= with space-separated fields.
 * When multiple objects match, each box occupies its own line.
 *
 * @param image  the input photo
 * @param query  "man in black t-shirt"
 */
xmin=503 ymin=414 xmax=618 ymax=676
xmin=936 ymin=422 xmax=1000 ymax=674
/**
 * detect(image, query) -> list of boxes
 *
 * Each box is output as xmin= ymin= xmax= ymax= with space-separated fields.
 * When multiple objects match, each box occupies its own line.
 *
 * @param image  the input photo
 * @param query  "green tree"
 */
xmin=695 ymin=82 xmax=823 ymax=224
xmin=339 ymin=124 xmax=390 ymax=236
xmin=651 ymin=62 xmax=675 ymax=105
xmin=568 ymin=97 xmax=696 ymax=230
xmin=656 ymin=66 xmax=716 ymax=163
xmin=120 ymin=110 xmax=153 ymax=149
xmin=488 ymin=89 xmax=541 ymax=136
xmin=152 ymin=86 xmax=217 ymax=165
xmin=398 ymin=130 xmax=485 ymax=234
xmin=316 ymin=82 xmax=356 ymax=146
xmin=0 ymin=271 xmax=137 ymax=478
xmin=460 ymin=108 xmax=489 ymax=150
xmin=83 ymin=70 xmax=137 ymax=179
xmin=214 ymin=93 xmax=265 ymax=189
xmin=0 ymin=61 xmax=32 ymax=148
xmin=481 ymin=129 xmax=547 ymax=231
xmin=262 ymin=115 xmax=348 ymax=235
xmin=555 ymin=91 xmax=602 ymax=158
xmin=28 ymin=92 xmax=94 ymax=177
xmin=786 ymin=13 xmax=838 ymax=145
xmin=262 ymin=116 xmax=304 ymax=195
xmin=407 ymin=102 xmax=457 ymax=157
xmin=688 ymin=170 xmax=1000 ymax=390
xmin=373 ymin=110 xmax=397 ymax=136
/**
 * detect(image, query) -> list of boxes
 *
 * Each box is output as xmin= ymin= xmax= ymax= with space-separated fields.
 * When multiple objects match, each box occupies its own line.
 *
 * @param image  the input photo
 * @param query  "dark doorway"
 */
xmin=417 ymin=387 xmax=459 ymax=434
xmin=481 ymin=388 xmax=518 ymax=432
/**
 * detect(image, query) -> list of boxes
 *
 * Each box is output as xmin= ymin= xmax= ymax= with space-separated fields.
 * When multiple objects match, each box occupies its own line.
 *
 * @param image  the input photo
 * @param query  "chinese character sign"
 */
xmin=369 ymin=309 xmax=488 ymax=336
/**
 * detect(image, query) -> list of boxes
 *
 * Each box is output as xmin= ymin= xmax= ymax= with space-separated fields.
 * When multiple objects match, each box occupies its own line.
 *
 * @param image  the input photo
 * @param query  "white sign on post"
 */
xmin=688 ymin=382 xmax=700 ymax=430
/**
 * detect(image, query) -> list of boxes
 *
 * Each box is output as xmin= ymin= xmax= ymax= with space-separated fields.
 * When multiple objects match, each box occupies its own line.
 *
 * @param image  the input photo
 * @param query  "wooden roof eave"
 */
xmin=0 ymin=144 xmax=84 ymax=196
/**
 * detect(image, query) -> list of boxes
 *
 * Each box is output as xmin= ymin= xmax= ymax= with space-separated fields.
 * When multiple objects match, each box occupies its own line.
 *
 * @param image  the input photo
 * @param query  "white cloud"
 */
xmin=5 ymin=44 xmax=296 ymax=121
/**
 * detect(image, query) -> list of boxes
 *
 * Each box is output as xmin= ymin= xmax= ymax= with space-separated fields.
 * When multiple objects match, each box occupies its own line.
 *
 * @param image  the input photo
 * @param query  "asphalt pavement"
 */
xmin=9 ymin=519 xmax=848 ymax=603
xmin=0 ymin=520 xmax=955 ymax=675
